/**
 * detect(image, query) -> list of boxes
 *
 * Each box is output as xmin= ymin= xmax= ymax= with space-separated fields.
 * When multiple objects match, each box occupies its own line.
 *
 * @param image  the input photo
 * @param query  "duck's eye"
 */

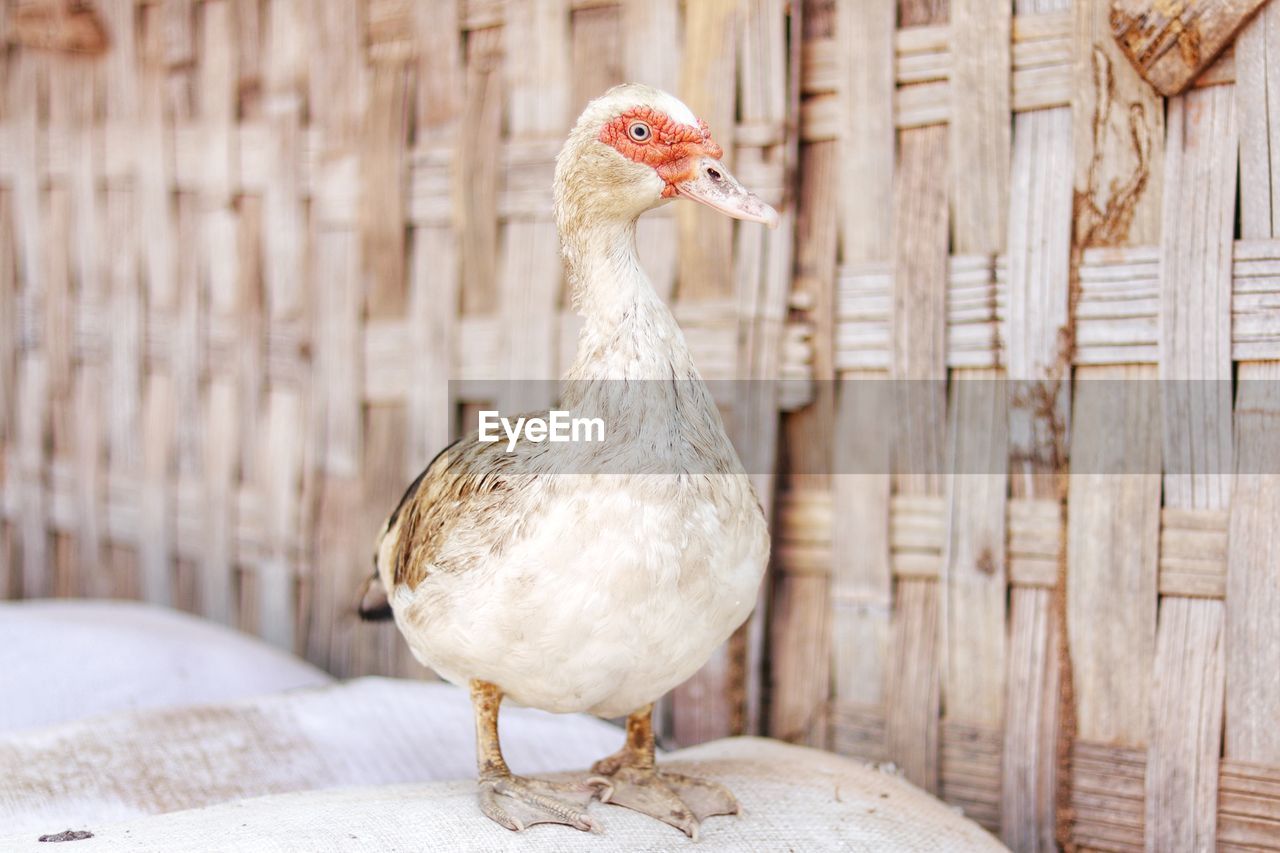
xmin=627 ymin=122 xmax=652 ymax=143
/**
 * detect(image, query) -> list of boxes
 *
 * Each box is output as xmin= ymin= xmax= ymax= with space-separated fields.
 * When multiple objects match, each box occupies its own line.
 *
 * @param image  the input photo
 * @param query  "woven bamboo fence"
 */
xmin=4 ymin=0 xmax=1280 ymax=850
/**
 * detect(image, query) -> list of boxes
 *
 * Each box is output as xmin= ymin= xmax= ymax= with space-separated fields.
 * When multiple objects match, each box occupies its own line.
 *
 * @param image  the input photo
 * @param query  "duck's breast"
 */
xmin=395 ymin=473 xmax=768 ymax=717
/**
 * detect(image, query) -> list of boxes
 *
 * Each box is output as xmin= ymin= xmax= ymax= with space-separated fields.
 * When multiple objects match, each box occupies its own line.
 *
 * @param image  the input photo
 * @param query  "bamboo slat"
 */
xmin=733 ymin=0 xmax=795 ymax=737
xmin=1064 ymin=6 xmax=1166 ymax=849
xmin=940 ymin=0 xmax=1011 ymax=832
xmin=670 ymin=0 xmax=760 ymax=748
xmin=881 ymin=0 xmax=950 ymax=797
xmin=1236 ymin=0 xmax=1280 ymax=239
xmin=1228 ymin=3 xmax=1280 ymax=781
xmin=827 ymin=0 xmax=894 ymax=741
xmin=1001 ymin=2 xmax=1073 ymax=843
xmin=768 ymin=0 xmax=835 ymax=749
xmin=1144 ymin=82 xmax=1236 ymax=851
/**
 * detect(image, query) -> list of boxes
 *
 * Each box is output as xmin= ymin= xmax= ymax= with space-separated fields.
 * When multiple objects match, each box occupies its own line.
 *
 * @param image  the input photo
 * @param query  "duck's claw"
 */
xmin=477 ymin=776 xmax=598 ymax=833
xmin=587 ymin=766 xmax=738 ymax=838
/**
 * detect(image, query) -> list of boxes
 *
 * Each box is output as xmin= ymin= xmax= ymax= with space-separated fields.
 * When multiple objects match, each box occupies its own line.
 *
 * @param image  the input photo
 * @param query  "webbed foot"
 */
xmin=477 ymin=775 xmax=597 ymax=833
xmin=587 ymin=757 xmax=738 ymax=839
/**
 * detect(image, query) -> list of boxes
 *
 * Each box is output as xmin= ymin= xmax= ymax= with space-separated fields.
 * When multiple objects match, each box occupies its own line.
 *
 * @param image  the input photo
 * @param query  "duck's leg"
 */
xmin=470 ymin=680 xmax=596 ymax=832
xmin=586 ymin=704 xmax=739 ymax=839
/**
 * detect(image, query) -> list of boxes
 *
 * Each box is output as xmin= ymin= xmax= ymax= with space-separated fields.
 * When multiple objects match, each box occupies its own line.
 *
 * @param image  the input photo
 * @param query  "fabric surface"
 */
xmin=0 ymin=738 xmax=1008 ymax=852
xmin=0 ymin=676 xmax=625 ymax=837
xmin=0 ymin=600 xmax=332 ymax=734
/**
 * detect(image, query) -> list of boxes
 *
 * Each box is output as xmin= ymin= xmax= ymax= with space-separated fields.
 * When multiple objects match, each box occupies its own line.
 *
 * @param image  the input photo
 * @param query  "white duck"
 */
xmin=359 ymin=83 xmax=774 ymax=838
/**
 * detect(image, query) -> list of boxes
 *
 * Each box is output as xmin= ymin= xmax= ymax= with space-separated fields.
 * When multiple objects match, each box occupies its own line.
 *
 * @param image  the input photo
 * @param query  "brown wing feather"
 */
xmin=375 ymin=431 xmax=535 ymax=592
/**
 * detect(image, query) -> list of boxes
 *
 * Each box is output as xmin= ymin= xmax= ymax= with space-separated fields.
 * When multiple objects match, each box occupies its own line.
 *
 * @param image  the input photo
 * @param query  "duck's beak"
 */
xmin=675 ymin=158 xmax=779 ymax=229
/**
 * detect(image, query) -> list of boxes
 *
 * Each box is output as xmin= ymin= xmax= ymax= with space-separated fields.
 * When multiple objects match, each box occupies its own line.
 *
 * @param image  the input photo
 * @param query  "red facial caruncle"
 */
xmin=598 ymin=106 xmax=724 ymax=198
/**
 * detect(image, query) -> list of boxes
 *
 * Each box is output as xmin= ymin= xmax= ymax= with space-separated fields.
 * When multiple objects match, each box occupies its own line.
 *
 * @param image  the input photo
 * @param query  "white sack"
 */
xmin=0 ymin=600 xmax=332 ymax=734
xmin=0 ymin=738 xmax=1008 ymax=852
xmin=0 ymin=676 xmax=624 ymax=836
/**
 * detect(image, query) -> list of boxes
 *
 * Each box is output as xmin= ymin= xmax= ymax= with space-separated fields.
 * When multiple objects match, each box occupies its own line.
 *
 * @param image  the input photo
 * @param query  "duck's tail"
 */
xmin=355 ymin=568 xmax=393 ymax=621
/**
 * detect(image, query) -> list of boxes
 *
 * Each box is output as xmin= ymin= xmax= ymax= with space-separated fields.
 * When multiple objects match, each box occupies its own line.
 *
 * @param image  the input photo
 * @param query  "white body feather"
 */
xmin=391 ymin=474 xmax=765 ymax=718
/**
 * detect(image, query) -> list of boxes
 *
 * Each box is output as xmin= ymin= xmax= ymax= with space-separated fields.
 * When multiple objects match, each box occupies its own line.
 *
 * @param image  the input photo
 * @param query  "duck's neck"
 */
xmin=560 ymin=217 xmax=696 ymax=383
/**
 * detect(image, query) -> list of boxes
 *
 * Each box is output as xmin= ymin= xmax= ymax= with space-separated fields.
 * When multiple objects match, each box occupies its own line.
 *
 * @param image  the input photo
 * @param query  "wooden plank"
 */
xmin=885 ymin=578 xmax=941 ymax=793
xmin=231 ymin=195 xmax=264 ymax=624
xmin=303 ymin=0 xmax=368 ymax=674
xmin=254 ymin=0 xmax=309 ymax=650
xmin=1068 ymin=4 xmax=1167 ymax=846
xmin=139 ymin=370 xmax=175 ymax=606
xmin=50 ymin=57 xmax=102 ymax=598
xmin=1111 ymin=0 xmax=1268 ymax=96
xmin=940 ymin=0 xmax=1011 ymax=825
xmin=8 ymin=52 xmax=51 ymax=600
xmin=134 ymin=10 xmax=179 ymax=607
xmin=831 ymin=374 xmax=893 ymax=710
xmin=769 ymin=0 xmax=835 ymax=747
xmin=310 ymin=233 xmax=366 ymax=672
xmin=1066 ymin=366 xmax=1161 ymax=745
xmin=0 ymin=188 xmax=12 ymax=597
xmin=1003 ymin=586 xmax=1063 ymax=851
xmin=838 ymin=0 xmax=894 ymax=263
xmin=361 ymin=62 xmax=409 ymax=316
xmin=570 ymin=4 xmax=622 ymax=114
xmin=257 ymin=388 xmax=303 ymax=651
xmin=1235 ymin=0 xmax=1280 ymax=241
xmin=1005 ymin=103 xmax=1073 ymax=395
xmin=941 ymin=372 xmax=1008 ymax=730
xmin=1002 ymin=3 xmax=1073 ymax=841
xmin=408 ymin=0 xmax=465 ymax=477
xmin=1073 ymin=0 xmax=1165 ymax=251
xmin=1156 ymin=77 xmax=1237 ymax=839
xmin=1228 ymin=1 xmax=1280 ymax=774
xmin=454 ymin=32 xmax=501 ymax=313
xmin=96 ymin=0 xmax=143 ymax=602
xmin=882 ymin=0 xmax=951 ymax=796
xmin=733 ymin=0 xmax=794 ymax=736
xmin=891 ymin=124 xmax=949 ymax=492
xmin=941 ymin=369 xmax=1007 ymax=828
xmin=676 ymin=0 xmax=738 ymax=303
xmin=195 ymin=0 xmax=240 ymax=623
xmin=1157 ymin=87 xmax=1235 ymax=509
xmin=829 ymin=0 xmax=895 ymax=726
xmin=171 ymin=192 xmax=202 ymax=615
xmin=1226 ymin=361 xmax=1280 ymax=766
xmin=1146 ymin=596 xmax=1226 ymax=851
xmin=768 ymin=488 xmax=833 ymax=744
xmin=498 ymin=0 xmax=567 ymax=417
xmin=1145 ymin=83 xmax=1236 ymax=852
xmin=949 ymin=0 xmax=1010 ymax=255
xmin=672 ymin=0 xmax=749 ymax=747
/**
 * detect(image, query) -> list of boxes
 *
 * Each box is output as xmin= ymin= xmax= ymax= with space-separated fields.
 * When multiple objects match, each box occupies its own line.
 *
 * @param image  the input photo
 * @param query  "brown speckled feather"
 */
xmin=377 ymin=425 xmax=543 ymax=592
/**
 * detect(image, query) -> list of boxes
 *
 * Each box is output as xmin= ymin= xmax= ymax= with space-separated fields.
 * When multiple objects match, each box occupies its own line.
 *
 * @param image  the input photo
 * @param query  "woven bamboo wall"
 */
xmin=0 ymin=0 xmax=800 ymax=746
xmin=4 ymin=0 xmax=1280 ymax=850
xmin=768 ymin=1 xmax=1280 ymax=851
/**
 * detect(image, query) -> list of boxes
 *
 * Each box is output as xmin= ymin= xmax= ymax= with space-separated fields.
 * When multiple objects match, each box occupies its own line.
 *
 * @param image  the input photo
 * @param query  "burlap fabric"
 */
xmin=1 ymin=601 xmax=1006 ymax=851
xmin=0 ymin=677 xmax=624 ymax=837
xmin=0 ymin=738 xmax=1006 ymax=851
xmin=0 ymin=600 xmax=332 ymax=733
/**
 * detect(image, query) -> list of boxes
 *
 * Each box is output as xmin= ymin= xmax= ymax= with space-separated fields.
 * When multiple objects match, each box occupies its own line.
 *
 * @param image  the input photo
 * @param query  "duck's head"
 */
xmin=554 ymin=83 xmax=778 ymax=233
